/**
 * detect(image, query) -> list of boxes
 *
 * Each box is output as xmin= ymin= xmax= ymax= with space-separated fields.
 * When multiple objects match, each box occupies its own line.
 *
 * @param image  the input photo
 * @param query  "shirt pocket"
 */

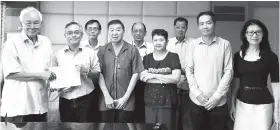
xmin=118 ymin=56 xmax=132 ymax=72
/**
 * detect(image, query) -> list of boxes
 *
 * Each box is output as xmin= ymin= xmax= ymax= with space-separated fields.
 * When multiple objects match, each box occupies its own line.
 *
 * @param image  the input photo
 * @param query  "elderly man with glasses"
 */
xmin=1 ymin=7 xmax=56 ymax=122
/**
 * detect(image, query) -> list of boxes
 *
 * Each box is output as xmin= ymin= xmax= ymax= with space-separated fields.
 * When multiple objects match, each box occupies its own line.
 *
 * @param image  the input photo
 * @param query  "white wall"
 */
xmin=253 ymin=7 xmax=279 ymax=56
xmin=253 ymin=8 xmax=279 ymax=130
xmin=39 ymin=1 xmax=211 ymax=122
xmin=213 ymin=1 xmax=249 ymax=55
xmin=39 ymin=1 xmax=210 ymax=52
xmin=215 ymin=21 xmax=244 ymax=54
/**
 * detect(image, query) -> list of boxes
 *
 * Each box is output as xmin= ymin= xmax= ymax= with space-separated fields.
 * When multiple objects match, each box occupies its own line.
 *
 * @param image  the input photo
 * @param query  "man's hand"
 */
xmin=104 ymin=96 xmax=115 ymax=109
xmin=274 ymin=102 xmax=279 ymax=124
xmin=75 ymin=64 xmax=89 ymax=73
xmin=204 ymin=96 xmax=220 ymax=110
xmin=114 ymin=96 xmax=129 ymax=109
xmin=41 ymin=71 xmax=56 ymax=81
xmin=196 ymin=93 xmax=209 ymax=105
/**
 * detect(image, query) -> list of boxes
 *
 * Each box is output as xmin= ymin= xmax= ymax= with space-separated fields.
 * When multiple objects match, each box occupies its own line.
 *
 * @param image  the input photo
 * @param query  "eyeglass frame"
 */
xmin=65 ymin=31 xmax=83 ymax=36
xmin=246 ymin=30 xmax=263 ymax=36
xmin=132 ymin=29 xmax=146 ymax=34
xmin=86 ymin=27 xmax=100 ymax=32
xmin=22 ymin=21 xmax=42 ymax=28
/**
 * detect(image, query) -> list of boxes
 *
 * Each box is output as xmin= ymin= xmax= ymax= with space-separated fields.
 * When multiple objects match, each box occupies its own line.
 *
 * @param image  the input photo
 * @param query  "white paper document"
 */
xmin=49 ymin=66 xmax=81 ymax=89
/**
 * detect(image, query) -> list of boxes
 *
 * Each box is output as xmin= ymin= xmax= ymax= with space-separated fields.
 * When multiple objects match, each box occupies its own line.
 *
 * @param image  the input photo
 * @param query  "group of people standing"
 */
xmin=0 ymin=6 xmax=279 ymax=130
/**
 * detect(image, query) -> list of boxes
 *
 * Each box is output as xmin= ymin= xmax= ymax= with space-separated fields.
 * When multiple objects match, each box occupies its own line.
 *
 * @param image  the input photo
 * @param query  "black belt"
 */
xmin=243 ymin=86 xmax=265 ymax=91
xmin=60 ymin=91 xmax=92 ymax=102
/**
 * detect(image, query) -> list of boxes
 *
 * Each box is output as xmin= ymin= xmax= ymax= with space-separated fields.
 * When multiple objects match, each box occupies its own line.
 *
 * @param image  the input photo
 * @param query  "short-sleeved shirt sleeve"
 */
xmin=2 ymin=39 xmax=23 ymax=77
xmin=269 ymin=52 xmax=279 ymax=82
xmin=131 ymin=47 xmax=145 ymax=74
xmin=171 ymin=53 xmax=181 ymax=70
xmin=233 ymin=52 xmax=240 ymax=78
xmin=142 ymin=52 xmax=181 ymax=72
xmin=143 ymin=55 xmax=147 ymax=69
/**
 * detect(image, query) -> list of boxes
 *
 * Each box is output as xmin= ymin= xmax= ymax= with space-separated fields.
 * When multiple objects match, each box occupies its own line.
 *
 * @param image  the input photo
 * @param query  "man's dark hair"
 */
xmin=108 ymin=19 xmax=125 ymax=30
xmin=174 ymin=17 xmax=188 ymax=27
xmin=196 ymin=11 xmax=216 ymax=24
xmin=85 ymin=19 xmax=102 ymax=31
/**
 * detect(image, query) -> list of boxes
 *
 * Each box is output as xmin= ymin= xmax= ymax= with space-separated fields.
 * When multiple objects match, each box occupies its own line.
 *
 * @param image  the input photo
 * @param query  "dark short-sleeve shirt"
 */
xmin=143 ymin=52 xmax=181 ymax=108
xmin=234 ymin=51 xmax=279 ymax=104
xmin=97 ymin=41 xmax=145 ymax=111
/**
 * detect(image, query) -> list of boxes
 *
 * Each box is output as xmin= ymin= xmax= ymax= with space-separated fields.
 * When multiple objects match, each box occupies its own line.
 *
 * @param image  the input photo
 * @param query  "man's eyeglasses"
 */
xmin=246 ymin=31 xmax=263 ymax=36
xmin=65 ymin=31 xmax=82 ymax=36
xmin=23 ymin=22 xmax=41 ymax=27
xmin=132 ymin=30 xmax=145 ymax=34
xmin=86 ymin=28 xmax=99 ymax=32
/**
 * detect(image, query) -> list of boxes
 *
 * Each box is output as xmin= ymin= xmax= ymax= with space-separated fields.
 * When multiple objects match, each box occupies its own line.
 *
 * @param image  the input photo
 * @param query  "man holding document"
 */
xmin=51 ymin=22 xmax=100 ymax=122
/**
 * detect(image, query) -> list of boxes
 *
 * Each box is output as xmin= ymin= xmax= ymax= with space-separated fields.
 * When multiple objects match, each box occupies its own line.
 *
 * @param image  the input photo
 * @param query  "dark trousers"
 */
xmin=134 ymin=81 xmax=145 ymax=122
xmin=2 ymin=113 xmax=47 ymax=122
xmin=101 ymin=110 xmax=134 ymax=123
xmin=89 ymin=84 xmax=101 ymax=122
xmin=177 ymin=90 xmax=192 ymax=130
xmin=190 ymin=100 xmax=229 ymax=130
xmin=2 ymin=113 xmax=46 ymax=128
xmin=145 ymin=107 xmax=176 ymax=130
xmin=59 ymin=91 xmax=94 ymax=122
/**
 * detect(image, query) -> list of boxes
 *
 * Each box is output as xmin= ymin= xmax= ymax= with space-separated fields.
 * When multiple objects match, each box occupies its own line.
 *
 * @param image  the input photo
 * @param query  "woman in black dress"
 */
xmin=140 ymin=29 xmax=181 ymax=130
xmin=231 ymin=19 xmax=279 ymax=130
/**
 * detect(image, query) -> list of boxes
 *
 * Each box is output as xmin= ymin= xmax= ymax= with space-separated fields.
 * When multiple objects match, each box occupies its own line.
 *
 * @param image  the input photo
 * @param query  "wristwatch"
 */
xmin=86 ymin=68 xmax=91 ymax=76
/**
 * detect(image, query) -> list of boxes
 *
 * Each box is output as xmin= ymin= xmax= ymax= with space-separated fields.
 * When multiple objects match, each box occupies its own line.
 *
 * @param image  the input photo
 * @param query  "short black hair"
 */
xmin=196 ymin=11 xmax=216 ymax=24
xmin=108 ymin=19 xmax=125 ymax=30
xmin=152 ymin=29 xmax=168 ymax=41
xmin=174 ymin=17 xmax=188 ymax=27
xmin=131 ymin=22 xmax=147 ymax=32
xmin=85 ymin=19 xmax=101 ymax=31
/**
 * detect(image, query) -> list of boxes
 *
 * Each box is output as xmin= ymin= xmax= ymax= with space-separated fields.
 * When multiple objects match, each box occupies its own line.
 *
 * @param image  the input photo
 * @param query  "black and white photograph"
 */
xmin=0 ymin=1 xmax=279 ymax=130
